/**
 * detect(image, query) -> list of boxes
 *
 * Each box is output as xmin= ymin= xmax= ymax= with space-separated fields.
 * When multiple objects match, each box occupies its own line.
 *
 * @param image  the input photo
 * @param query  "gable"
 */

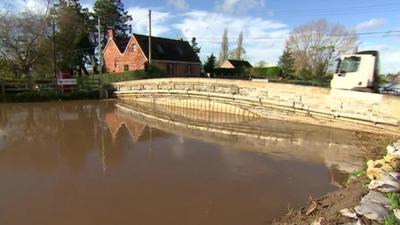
xmin=220 ymin=60 xmax=235 ymax=68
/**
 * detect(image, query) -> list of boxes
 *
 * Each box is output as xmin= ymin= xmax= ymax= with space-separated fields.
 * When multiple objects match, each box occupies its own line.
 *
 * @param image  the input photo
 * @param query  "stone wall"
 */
xmin=112 ymin=78 xmax=400 ymax=134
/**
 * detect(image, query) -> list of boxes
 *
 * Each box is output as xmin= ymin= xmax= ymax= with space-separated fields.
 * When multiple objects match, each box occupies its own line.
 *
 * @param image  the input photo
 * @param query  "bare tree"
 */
xmin=218 ymin=29 xmax=229 ymax=65
xmin=256 ymin=60 xmax=268 ymax=67
xmin=0 ymin=8 xmax=50 ymax=81
xmin=234 ymin=31 xmax=245 ymax=60
xmin=286 ymin=19 xmax=358 ymax=79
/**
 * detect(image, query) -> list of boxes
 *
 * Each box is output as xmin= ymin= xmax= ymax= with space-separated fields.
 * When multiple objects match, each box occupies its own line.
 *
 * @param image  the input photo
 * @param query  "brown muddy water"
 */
xmin=0 ymin=100 xmax=365 ymax=225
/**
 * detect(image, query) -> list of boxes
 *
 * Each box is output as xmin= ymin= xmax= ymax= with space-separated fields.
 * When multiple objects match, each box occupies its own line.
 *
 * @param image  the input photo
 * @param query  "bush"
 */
xmin=250 ymin=67 xmax=282 ymax=79
xmin=95 ymin=70 xmax=147 ymax=84
xmin=147 ymin=65 xmax=165 ymax=78
xmin=92 ymin=66 xmax=165 ymax=84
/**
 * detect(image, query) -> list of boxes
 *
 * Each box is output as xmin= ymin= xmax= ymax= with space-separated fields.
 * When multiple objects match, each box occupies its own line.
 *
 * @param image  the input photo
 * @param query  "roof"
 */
xmin=227 ymin=59 xmax=253 ymax=68
xmin=111 ymin=33 xmax=200 ymax=63
xmin=134 ymin=34 xmax=201 ymax=63
xmin=114 ymin=38 xmax=130 ymax=53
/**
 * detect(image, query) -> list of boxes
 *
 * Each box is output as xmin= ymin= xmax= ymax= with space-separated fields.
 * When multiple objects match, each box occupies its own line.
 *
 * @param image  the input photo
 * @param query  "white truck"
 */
xmin=330 ymin=50 xmax=380 ymax=92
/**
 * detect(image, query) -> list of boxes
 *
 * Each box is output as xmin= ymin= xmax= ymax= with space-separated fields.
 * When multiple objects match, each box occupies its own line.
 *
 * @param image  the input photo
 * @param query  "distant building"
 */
xmin=219 ymin=59 xmax=253 ymax=69
xmin=103 ymin=30 xmax=201 ymax=76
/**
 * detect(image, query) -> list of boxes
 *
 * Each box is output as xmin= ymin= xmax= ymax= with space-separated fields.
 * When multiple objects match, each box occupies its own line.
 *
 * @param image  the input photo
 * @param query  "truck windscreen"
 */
xmin=340 ymin=57 xmax=361 ymax=73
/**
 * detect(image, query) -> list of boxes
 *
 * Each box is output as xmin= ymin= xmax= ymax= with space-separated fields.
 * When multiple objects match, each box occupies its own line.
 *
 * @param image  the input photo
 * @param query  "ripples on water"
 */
xmin=0 ymin=100 xmax=365 ymax=225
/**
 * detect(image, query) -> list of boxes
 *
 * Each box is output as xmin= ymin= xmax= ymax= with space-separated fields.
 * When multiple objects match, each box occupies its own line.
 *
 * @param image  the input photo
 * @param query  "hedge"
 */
xmin=250 ymin=67 xmax=282 ymax=79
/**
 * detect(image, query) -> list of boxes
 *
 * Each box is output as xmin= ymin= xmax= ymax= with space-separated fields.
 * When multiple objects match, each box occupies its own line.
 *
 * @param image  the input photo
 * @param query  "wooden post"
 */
xmin=98 ymin=78 xmax=104 ymax=99
xmin=0 ymin=79 xmax=5 ymax=97
xmin=148 ymin=10 xmax=152 ymax=65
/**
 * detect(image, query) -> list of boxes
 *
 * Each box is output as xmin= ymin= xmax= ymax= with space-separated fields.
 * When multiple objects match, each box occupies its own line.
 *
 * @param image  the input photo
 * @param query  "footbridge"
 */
xmin=112 ymin=78 xmax=400 ymax=134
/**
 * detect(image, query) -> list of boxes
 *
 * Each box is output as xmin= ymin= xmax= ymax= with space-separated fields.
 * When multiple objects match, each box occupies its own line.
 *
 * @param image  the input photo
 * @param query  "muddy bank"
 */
xmin=273 ymin=133 xmax=399 ymax=225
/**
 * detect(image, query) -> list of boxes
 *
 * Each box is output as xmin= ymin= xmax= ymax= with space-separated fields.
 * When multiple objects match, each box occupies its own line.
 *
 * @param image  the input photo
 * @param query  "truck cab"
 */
xmin=330 ymin=51 xmax=379 ymax=91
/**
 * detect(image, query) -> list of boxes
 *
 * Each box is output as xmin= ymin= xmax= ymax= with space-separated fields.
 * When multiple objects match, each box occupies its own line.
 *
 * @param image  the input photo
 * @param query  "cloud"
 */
xmin=127 ymin=7 xmax=172 ymax=36
xmin=355 ymin=18 xmax=387 ymax=31
xmin=126 ymin=7 xmax=289 ymax=65
xmin=216 ymin=0 xmax=265 ymax=14
xmin=174 ymin=10 xmax=289 ymax=64
xmin=167 ymin=0 xmax=189 ymax=10
xmin=0 ymin=0 xmax=49 ymax=14
xmin=360 ymin=43 xmax=400 ymax=73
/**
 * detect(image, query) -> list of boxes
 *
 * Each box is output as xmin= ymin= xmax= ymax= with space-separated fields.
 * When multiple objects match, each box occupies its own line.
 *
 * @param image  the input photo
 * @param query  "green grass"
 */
xmin=351 ymin=169 xmax=365 ymax=178
xmin=388 ymin=192 xmax=400 ymax=209
xmin=384 ymin=213 xmax=400 ymax=225
xmin=346 ymin=168 xmax=366 ymax=185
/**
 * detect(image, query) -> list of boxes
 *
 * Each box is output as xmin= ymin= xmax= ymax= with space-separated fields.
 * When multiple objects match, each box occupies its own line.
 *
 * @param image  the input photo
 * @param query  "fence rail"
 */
xmin=0 ymin=78 xmax=102 ymax=97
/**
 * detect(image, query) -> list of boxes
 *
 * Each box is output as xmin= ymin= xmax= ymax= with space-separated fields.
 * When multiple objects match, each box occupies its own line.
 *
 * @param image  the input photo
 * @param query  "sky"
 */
xmin=2 ymin=0 xmax=400 ymax=73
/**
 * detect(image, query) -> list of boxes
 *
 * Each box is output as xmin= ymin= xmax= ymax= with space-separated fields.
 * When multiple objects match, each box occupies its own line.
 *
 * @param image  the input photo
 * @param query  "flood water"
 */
xmin=0 ymin=100 xmax=365 ymax=225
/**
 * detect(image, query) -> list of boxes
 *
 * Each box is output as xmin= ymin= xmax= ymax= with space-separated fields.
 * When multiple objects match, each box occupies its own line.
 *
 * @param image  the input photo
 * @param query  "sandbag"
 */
xmin=354 ymin=200 xmax=389 ymax=222
xmin=368 ymin=172 xmax=400 ymax=193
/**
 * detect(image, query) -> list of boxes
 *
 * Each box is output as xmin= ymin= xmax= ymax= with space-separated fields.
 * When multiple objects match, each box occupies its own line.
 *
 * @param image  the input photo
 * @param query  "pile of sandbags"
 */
xmin=340 ymin=140 xmax=400 ymax=224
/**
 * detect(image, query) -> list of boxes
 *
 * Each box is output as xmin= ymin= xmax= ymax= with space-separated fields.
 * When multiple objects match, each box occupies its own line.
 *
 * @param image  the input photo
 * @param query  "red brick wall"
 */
xmin=103 ymin=41 xmax=120 ymax=73
xmin=103 ymin=37 xmax=147 ymax=73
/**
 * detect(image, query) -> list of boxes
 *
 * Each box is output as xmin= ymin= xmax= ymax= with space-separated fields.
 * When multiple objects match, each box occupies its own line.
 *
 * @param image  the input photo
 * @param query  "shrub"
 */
xmin=146 ymin=65 xmax=165 ymax=78
xmin=250 ymin=67 xmax=282 ymax=79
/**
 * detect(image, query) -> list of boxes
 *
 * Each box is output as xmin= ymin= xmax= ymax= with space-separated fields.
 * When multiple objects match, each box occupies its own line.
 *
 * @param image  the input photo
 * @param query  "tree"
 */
xmin=0 ymin=59 xmax=15 ymax=79
xmin=233 ymin=31 xmax=245 ymax=60
xmin=218 ymin=29 xmax=229 ymax=65
xmin=204 ymin=53 xmax=216 ymax=74
xmin=277 ymin=47 xmax=295 ymax=79
xmin=93 ymin=0 xmax=132 ymax=46
xmin=286 ymin=19 xmax=358 ymax=80
xmin=256 ymin=60 xmax=268 ymax=67
xmin=0 ymin=9 xmax=50 ymax=82
xmin=190 ymin=37 xmax=201 ymax=54
xmin=52 ymin=0 xmax=93 ymax=75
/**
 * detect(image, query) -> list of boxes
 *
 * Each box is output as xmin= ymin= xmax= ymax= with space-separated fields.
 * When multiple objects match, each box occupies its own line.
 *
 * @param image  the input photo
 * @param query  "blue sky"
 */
xmin=3 ymin=0 xmax=400 ymax=73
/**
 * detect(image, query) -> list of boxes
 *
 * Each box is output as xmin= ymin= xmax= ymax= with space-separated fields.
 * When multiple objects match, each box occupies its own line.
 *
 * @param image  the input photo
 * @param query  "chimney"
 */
xmin=107 ymin=28 xmax=114 ymax=40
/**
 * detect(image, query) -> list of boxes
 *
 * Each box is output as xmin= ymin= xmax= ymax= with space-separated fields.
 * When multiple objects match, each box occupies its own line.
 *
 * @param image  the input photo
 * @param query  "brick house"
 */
xmin=103 ymin=30 xmax=201 ymax=76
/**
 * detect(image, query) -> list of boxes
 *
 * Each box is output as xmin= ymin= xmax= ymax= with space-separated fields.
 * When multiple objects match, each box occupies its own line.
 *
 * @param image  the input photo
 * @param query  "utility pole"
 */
xmin=52 ymin=18 xmax=57 ymax=79
xmin=148 ymin=9 xmax=152 ymax=65
xmin=98 ymin=17 xmax=102 ymax=74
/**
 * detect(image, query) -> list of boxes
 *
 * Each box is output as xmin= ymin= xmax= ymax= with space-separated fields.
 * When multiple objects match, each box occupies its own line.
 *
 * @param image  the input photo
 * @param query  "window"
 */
xmin=114 ymin=59 xmax=119 ymax=68
xmin=131 ymin=44 xmax=137 ymax=52
xmin=186 ymin=64 xmax=192 ymax=76
xmin=124 ymin=64 xmax=129 ymax=71
xmin=339 ymin=57 xmax=361 ymax=73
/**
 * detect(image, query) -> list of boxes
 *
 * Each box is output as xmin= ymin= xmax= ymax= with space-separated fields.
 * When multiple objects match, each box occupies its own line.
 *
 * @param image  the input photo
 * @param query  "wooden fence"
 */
xmin=0 ymin=78 xmax=102 ymax=97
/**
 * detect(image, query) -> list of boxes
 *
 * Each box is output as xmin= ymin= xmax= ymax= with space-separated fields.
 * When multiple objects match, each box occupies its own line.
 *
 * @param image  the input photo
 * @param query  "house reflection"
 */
xmin=102 ymin=111 xmax=169 ymax=171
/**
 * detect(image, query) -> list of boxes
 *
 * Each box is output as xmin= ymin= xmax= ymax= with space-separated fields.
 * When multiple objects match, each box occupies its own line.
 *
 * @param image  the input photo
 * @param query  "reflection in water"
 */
xmin=0 ymin=100 xmax=365 ymax=225
xmin=116 ymin=102 xmax=365 ymax=175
